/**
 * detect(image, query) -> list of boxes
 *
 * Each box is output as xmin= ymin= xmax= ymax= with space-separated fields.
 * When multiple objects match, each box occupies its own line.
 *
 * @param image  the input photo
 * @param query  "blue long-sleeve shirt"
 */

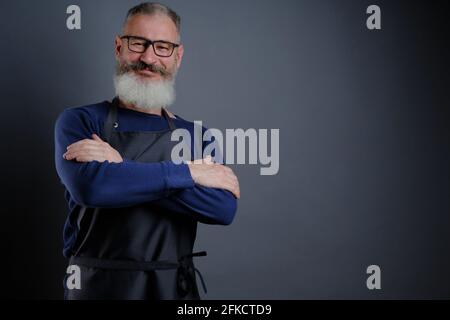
xmin=55 ymin=100 xmax=237 ymax=257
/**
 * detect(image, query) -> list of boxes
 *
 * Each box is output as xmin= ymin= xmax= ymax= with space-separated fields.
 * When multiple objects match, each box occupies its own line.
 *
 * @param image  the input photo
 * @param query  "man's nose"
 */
xmin=139 ymin=44 xmax=159 ymax=65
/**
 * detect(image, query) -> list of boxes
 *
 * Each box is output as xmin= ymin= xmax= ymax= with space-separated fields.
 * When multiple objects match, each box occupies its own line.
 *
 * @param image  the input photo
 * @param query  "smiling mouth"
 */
xmin=136 ymin=69 xmax=158 ymax=77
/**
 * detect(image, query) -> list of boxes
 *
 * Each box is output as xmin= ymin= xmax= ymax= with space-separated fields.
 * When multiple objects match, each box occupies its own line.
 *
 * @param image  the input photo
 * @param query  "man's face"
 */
xmin=115 ymin=14 xmax=183 ymax=81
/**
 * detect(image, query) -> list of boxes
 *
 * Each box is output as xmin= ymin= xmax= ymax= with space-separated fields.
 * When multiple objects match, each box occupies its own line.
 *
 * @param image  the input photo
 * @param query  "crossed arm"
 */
xmin=55 ymin=110 xmax=240 ymax=225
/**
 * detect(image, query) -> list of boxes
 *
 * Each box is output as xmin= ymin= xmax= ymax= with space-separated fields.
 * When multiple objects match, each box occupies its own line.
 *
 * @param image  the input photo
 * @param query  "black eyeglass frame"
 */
xmin=120 ymin=35 xmax=180 ymax=57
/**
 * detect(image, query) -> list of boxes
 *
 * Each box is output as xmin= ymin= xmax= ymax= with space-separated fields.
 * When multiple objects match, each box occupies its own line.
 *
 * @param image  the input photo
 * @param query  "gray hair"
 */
xmin=125 ymin=2 xmax=181 ymax=35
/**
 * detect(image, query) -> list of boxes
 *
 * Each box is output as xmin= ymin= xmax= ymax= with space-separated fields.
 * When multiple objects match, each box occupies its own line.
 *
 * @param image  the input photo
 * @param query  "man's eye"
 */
xmin=156 ymin=45 xmax=170 ymax=51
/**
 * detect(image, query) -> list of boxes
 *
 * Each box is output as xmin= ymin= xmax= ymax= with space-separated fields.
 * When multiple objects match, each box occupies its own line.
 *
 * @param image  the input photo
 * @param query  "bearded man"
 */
xmin=54 ymin=2 xmax=240 ymax=300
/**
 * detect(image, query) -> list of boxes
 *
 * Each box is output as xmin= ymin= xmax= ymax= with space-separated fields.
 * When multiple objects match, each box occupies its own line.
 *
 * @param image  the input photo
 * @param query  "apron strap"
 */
xmin=70 ymin=256 xmax=179 ymax=271
xmin=178 ymin=251 xmax=208 ymax=294
xmin=103 ymin=98 xmax=176 ymax=142
xmin=69 ymin=251 xmax=208 ymax=295
xmin=103 ymin=98 xmax=119 ymax=143
xmin=162 ymin=107 xmax=176 ymax=131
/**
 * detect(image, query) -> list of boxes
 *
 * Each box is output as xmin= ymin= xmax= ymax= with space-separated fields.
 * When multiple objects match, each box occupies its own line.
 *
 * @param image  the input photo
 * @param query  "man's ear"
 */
xmin=176 ymin=44 xmax=184 ymax=69
xmin=114 ymin=36 xmax=122 ymax=60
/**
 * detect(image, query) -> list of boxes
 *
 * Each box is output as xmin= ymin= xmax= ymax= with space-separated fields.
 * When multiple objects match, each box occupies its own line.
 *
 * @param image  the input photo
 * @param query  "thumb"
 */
xmin=204 ymin=155 xmax=214 ymax=165
xmin=92 ymin=133 xmax=103 ymax=142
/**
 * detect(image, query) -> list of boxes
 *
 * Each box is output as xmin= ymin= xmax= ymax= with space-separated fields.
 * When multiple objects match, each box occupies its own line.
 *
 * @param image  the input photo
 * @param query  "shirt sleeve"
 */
xmin=150 ymin=124 xmax=238 ymax=225
xmin=153 ymin=187 xmax=238 ymax=225
xmin=54 ymin=108 xmax=194 ymax=209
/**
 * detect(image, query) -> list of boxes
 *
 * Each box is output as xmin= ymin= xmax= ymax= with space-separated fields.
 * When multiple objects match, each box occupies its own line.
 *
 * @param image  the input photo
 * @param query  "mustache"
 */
xmin=119 ymin=61 xmax=170 ymax=77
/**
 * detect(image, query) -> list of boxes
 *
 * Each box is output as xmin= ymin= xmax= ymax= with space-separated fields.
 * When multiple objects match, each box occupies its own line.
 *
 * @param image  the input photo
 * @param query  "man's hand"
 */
xmin=63 ymin=134 xmax=123 ymax=163
xmin=187 ymin=157 xmax=241 ymax=199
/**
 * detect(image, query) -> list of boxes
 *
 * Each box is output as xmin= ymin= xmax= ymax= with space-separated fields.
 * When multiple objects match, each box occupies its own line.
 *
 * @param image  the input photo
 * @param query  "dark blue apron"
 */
xmin=65 ymin=98 xmax=207 ymax=300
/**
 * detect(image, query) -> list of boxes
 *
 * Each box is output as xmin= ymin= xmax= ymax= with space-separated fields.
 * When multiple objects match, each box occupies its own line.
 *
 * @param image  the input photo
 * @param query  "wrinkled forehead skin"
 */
xmin=123 ymin=13 xmax=180 ymax=44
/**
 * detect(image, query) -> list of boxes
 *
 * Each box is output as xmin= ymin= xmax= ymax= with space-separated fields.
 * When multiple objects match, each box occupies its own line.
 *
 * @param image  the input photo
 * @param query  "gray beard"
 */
xmin=113 ymin=72 xmax=176 ymax=110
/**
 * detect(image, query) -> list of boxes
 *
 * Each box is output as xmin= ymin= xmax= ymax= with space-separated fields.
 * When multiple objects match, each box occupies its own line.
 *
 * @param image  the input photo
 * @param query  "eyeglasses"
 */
xmin=121 ymin=35 xmax=180 ymax=57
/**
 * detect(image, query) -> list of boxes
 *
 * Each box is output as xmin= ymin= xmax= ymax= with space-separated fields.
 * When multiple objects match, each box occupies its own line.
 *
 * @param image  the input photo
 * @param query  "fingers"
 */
xmin=66 ymin=138 xmax=98 ymax=151
xmin=186 ymin=156 xmax=214 ymax=165
xmin=64 ymin=139 xmax=106 ymax=162
xmin=64 ymin=144 xmax=103 ymax=159
xmin=64 ymin=136 xmax=123 ymax=163
xmin=64 ymin=149 xmax=106 ymax=162
xmin=66 ymin=154 xmax=103 ymax=163
xmin=223 ymin=179 xmax=240 ymax=199
xmin=228 ymin=175 xmax=240 ymax=199
xmin=186 ymin=160 xmax=241 ymax=198
xmin=66 ymin=134 xmax=104 ymax=151
xmin=203 ymin=155 xmax=214 ymax=165
xmin=228 ymin=169 xmax=240 ymax=199
xmin=218 ymin=166 xmax=240 ymax=199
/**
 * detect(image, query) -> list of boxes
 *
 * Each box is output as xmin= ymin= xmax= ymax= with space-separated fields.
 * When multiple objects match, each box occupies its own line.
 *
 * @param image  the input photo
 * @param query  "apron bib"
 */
xmin=65 ymin=98 xmax=207 ymax=300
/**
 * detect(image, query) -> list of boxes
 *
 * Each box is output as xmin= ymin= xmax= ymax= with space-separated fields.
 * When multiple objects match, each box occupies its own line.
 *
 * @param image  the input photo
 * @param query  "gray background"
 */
xmin=0 ymin=0 xmax=449 ymax=299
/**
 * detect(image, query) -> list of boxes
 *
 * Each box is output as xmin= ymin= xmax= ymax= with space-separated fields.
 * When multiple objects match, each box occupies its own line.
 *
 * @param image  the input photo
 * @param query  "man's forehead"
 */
xmin=123 ymin=14 xmax=179 ymax=41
